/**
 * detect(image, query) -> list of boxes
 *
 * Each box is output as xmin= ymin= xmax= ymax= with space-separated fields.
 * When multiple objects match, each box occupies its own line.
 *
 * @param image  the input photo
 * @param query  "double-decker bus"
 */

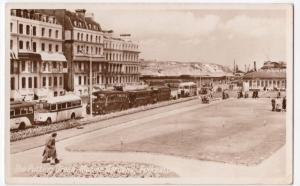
xmin=86 ymin=91 xmax=129 ymax=115
xmin=10 ymin=101 xmax=35 ymax=130
xmin=35 ymin=94 xmax=83 ymax=124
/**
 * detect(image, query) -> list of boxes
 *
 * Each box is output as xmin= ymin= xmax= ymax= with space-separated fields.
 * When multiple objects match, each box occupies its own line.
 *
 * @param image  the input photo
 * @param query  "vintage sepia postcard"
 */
xmin=5 ymin=2 xmax=293 ymax=185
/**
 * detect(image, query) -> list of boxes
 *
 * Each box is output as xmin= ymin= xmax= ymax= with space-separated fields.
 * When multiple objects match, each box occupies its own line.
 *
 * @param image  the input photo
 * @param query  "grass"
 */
xmin=66 ymin=99 xmax=286 ymax=166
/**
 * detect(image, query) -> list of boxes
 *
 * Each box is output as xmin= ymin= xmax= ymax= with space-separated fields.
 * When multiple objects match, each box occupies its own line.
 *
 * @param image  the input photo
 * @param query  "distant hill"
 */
xmin=140 ymin=60 xmax=233 ymax=77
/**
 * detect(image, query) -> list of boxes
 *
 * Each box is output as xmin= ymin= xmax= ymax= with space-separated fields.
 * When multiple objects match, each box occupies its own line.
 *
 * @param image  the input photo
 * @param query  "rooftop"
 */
xmin=243 ymin=71 xmax=286 ymax=79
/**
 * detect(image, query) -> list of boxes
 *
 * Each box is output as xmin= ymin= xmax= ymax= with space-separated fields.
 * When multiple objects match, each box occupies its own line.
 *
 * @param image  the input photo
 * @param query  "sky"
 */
xmin=82 ymin=4 xmax=292 ymax=70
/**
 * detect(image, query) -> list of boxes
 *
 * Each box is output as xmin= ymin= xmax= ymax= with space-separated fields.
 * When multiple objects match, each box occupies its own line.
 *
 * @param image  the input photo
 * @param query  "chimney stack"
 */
xmin=233 ymin=59 xmax=236 ymax=73
xmin=254 ymin=61 xmax=257 ymax=71
xmin=75 ymin=9 xmax=86 ymax=19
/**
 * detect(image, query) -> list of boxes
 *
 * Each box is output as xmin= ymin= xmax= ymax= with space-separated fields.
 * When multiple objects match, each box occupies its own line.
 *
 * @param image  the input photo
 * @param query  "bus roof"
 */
xmin=46 ymin=94 xmax=81 ymax=104
xmin=10 ymin=101 xmax=35 ymax=108
xmin=179 ymin=82 xmax=196 ymax=86
xmin=93 ymin=90 xmax=126 ymax=95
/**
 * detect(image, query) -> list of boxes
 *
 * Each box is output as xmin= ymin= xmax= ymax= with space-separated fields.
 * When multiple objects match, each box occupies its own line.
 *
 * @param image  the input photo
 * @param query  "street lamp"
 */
xmin=79 ymin=49 xmax=93 ymax=117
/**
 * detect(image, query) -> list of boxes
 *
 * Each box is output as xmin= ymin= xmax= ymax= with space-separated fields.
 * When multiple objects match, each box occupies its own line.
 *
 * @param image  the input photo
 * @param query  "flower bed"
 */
xmin=11 ymin=96 xmax=197 ymax=142
xmin=21 ymin=161 xmax=178 ymax=178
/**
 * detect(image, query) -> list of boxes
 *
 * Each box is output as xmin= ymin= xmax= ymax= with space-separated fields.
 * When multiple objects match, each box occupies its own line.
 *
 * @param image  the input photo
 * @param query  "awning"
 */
xmin=18 ymin=52 xmax=41 ymax=61
xmin=10 ymin=51 xmax=18 ymax=60
xmin=40 ymin=52 xmax=67 ymax=62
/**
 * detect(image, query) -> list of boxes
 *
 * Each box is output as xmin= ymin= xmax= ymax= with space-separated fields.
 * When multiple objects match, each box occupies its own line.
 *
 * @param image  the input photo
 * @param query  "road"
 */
xmin=8 ymin=98 xmax=291 ymax=184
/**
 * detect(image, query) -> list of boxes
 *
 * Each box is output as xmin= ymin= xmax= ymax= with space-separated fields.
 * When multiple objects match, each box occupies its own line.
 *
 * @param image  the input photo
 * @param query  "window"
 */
xmin=77 ymin=33 xmax=80 ymax=40
xmin=77 ymin=45 xmax=80 ymax=53
xmin=41 ymin=28 xmax=45 ymax=36
xmin=59 ymin=76 xmax=62 ymax=85
xmin=49 ymin=44 xmax=52 ymax=52
xmin=22 ymin=77 xmax=26 ymax=88
xmin=21 ymin=107 xmax=28 ymax=115
xmin=50 ymin=104 xmax=56 ymax=111
xmin=53 ymin=62 xmax=57 ymax=69
xmin=33 ymin=26 xmax=36 ymax=36
xmin=26 ymin=41 xmax=30 ymax=50
xmin=81 ymin=33 xmax=83 ymax=40
xmin=61 ymin=103 xmax=66 ymax=109
xmin=41 ymin=43 xmax=45 ymax=51
xmin=49 ymin=29 xmax=52 ymax=38
xmin=11 ymin=77 xmax=15 ymax=90
xmin=26 ymin=25 xmax=30 ymax=35
xmin=71 ymin=100 xmax=81 ymax=107
xmin=84 ymin=76 xmax=86 ymax=85
xmin=28 ymin=77 xmax=32 ymax=88
xmin=32 ymin=42 xmax=36 ymax=52
xmin=86 ymin=46 xmax=89 ymax=53
xmin=19 ymin=24 xmax=23 ymax=34
xmin=42 ymin=77 xmax=46 ymax=86
xmin=54 ymin=77 xmax=57 ymax=86
xmin=21 ymin=61 xmax=26 ymax=71
xmin=28 ymin=107 xmax=33 ymax=114
xmin=10 ymin=22 xmax=13 ymax=32
xmin=10 ymin=40 xmax=13 ymax=50
xmin=90 ymin=35 xmax=92 ymax=42
xmin=55 ymin=30 xmax=59 ymax=38
xmin=55 ymin=45 xmax=59 ymax=52
xmin=86 ymin=34 xmax=89 ymax=41
xmin=78 ymin=76 xmax=81 ymax=85
xmin=49 ymin=77 xmax=52 ymax=86
xmin=34 ymin=77 xmax=37 ymax=88
xmin=67 ymin=102 xmax=72 ymax=108
xmin=10 ymin=109 xmax=15 ymax=116
xmin=15 ymin=108 xmax=20 ymax=115
xmin=19 ymin=40 xmax=23 ymax=49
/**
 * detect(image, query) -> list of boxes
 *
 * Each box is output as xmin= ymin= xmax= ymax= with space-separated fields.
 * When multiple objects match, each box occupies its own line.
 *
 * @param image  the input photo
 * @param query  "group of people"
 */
xmin=271 ymin=96 xmax=286 ymax=112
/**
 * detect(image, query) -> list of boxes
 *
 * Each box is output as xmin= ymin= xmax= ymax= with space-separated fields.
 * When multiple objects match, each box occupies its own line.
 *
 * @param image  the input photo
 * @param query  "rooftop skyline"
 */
xmin=63 ymin=4 xmax=291 ymax=69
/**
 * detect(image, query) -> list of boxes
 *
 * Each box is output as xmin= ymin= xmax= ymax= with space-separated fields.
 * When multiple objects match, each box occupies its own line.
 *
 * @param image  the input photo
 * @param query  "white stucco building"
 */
xmin=10 ymin=9 xmax=67 ymax=101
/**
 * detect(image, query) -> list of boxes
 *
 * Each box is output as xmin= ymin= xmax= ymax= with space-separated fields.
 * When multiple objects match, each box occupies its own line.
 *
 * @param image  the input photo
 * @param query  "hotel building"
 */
xmin=10 ymin=9 xmax=67 ymax=101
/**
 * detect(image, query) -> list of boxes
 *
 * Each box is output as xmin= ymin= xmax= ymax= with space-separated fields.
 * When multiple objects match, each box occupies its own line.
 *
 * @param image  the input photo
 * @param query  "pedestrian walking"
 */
xmin=271 ymin=98 xmax=275 ymax=111
xmin=282 ymin=97 xmax=286 ymax=111
xmin=42 ymin=133 xmax=59 ymax=165
xmin=277 ymin=91 xmax=281 ymax=98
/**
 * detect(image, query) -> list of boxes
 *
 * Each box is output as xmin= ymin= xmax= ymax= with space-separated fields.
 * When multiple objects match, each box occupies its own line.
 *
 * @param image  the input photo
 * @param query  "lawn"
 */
xmin=66 ymin=98 xmax=286 ymax=165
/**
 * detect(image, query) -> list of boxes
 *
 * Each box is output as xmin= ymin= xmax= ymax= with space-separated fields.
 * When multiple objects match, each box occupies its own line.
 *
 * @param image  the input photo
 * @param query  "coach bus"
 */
xmin=177 ymin=82 xmax=197 ymax=98
xmin=10 ymin=101 xmax=35 ymax=130
xmin=86 ymin=91 xmax=129 ymax=115
xmin=35 ymin=94 xmax=83 ymax=124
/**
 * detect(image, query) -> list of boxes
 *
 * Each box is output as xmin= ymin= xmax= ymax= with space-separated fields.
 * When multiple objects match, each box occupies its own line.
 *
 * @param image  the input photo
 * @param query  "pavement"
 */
xmin=8 ymin=98 xmax=292 ymax=184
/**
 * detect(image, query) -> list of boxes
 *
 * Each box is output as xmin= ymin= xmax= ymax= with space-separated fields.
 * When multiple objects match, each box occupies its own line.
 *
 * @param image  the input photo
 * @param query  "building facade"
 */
xmin=10 ymin=9 xmax=67 ymax=101
xmin=10 ymin=9 xmax=141 ymax=99
xmin=242 ymin=71 xmax=286 ymax=91
xmin=103 ymin=32 xmax=140 ymax=89
xmin=242 ymin=61 xmax=287 ymax=91
xmin=57 ymin=9 xmax=107 ymax=96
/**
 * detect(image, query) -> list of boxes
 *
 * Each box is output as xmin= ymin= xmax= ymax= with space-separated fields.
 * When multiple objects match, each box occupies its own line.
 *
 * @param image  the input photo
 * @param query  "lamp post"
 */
xmin=80 ymin=49 xmax=93 ymax=117
xmin=89 ymin=51 xmax=92 ymax=117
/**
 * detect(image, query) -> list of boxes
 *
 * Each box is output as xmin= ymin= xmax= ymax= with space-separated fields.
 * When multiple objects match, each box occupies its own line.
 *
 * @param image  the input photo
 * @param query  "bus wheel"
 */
xmin=46 ymin=118 xmax=52 ymax=125
xmin=18 ymin=122 xmax=26 ymax=130
xmin=71 ymin=113 xmax=76 ymax=120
